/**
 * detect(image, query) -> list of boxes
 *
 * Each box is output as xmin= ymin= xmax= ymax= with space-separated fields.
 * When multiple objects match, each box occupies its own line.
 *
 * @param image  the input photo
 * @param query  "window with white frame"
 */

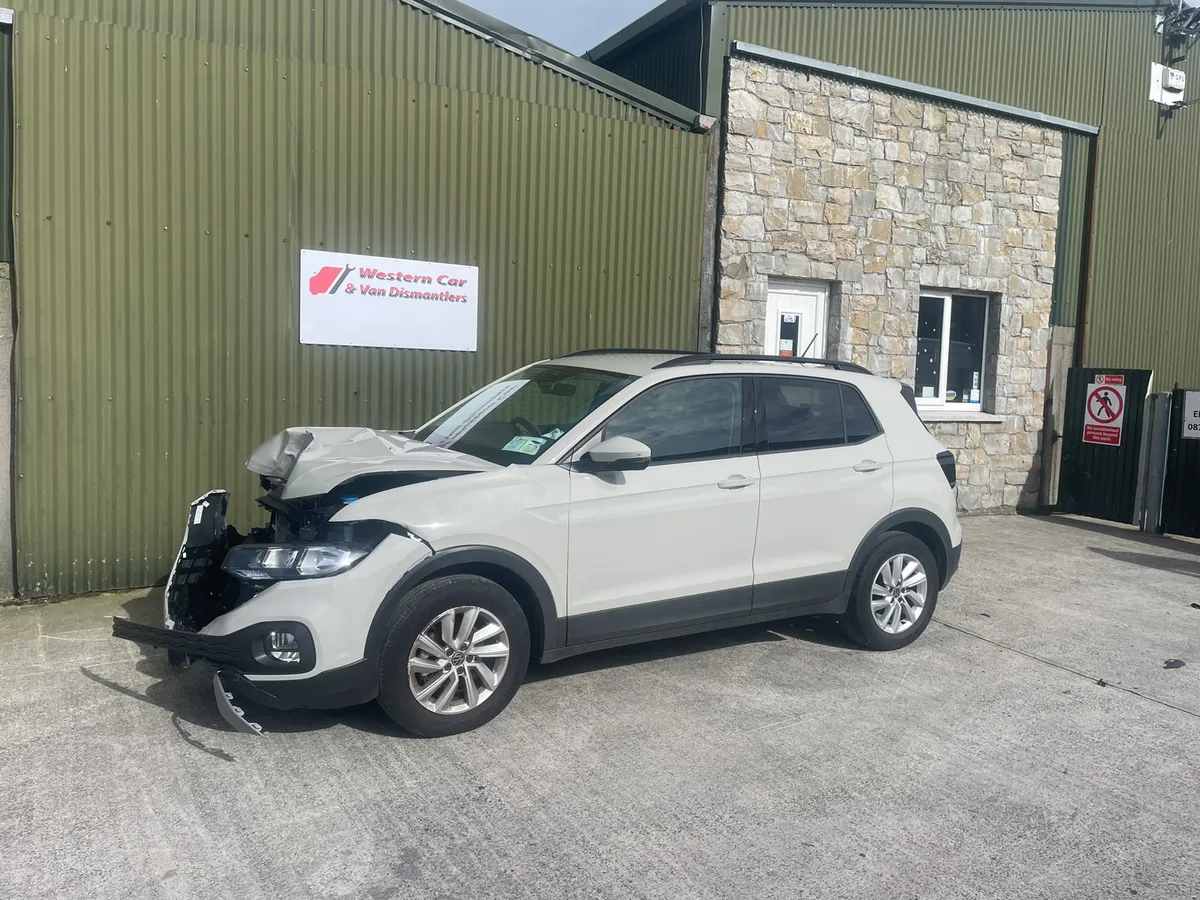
xmin=915 ymin=291 xmax=990 ymax=410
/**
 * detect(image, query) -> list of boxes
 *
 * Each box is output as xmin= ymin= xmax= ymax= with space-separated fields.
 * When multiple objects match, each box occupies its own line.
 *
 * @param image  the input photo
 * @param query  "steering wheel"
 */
xmin=510 ymin=416 xmax=540 ymax=436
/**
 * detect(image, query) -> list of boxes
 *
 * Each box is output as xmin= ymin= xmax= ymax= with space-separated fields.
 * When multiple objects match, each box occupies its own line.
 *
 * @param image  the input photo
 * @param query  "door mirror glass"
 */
xmin=580 ymin=436 xmax=652 ymax=472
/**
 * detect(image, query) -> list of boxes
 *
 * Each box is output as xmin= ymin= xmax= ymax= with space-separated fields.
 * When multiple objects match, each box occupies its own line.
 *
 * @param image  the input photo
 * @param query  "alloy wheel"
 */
xmin=870 ymin=553 xmax=929 ymax=635
xmin=407 ymin=606 xmax=511 ymax=715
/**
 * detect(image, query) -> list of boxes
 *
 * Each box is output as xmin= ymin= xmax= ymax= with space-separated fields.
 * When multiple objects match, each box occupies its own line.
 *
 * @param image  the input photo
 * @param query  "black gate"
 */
xmin=1161 ymin=388 xmax=1200 ymax=538
xmin=1058 ymin=368 xmax=1154 ymax=523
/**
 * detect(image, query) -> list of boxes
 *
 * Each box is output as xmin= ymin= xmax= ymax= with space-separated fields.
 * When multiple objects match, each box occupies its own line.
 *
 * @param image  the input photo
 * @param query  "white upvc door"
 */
xmin=765 ymin=281 xmax=829 ymax=358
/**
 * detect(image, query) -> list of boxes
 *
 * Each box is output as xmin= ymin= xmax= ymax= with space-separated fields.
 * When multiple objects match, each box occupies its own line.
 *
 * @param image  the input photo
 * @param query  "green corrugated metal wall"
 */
xmin=720 ymin=5 xmax=1200 ymax=386
xmin=5 ymin=0 xmax=660 ymax=122
xmin=595 ymin=3 xmax=1200 ymax=386
xmin=0 ymin=26 xmax=12 ymax=262
xmin=10 ymin=10 xmax=710 ymax=595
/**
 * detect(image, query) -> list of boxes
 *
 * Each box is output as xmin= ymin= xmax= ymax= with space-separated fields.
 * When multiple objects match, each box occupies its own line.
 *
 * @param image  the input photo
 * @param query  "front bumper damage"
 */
xmin=213 ymin=671 xmax=265 ymax=735
xmin=112 ymin=490 xmax=328 ymax=734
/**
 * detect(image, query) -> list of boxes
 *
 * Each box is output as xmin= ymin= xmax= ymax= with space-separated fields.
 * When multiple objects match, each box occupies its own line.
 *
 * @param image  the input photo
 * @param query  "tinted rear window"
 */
xmin=842 ymin=385 xmax=882 ymax=443
xmin=761 ymin=378 xmax=845 ymax=451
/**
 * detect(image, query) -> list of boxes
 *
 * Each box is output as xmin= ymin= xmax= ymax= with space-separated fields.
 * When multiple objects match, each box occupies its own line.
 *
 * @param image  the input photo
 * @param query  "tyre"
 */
xmin=377 ymin=574 xmax=530 ymax=737
xmin=839 ymin=532 xmax=939 ymax=651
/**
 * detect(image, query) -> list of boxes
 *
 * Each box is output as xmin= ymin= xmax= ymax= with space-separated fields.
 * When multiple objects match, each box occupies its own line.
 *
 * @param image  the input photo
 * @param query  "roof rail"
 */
xmin=653 ymin=354 xmax=872 ymax=374
xmin=558 ymin=348 xmax=694 ymax=358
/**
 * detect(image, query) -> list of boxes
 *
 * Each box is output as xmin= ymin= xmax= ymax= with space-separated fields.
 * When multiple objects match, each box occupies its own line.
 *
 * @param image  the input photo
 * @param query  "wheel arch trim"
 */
xmin=843 ymin=508 xmax=955 ymax=594
xmin=365 ymin=546 xmax=562 ymax=667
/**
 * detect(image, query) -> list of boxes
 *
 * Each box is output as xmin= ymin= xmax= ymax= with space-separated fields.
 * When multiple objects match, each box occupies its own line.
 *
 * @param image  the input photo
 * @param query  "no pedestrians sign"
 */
xmin=1083 ymin=376 xmax=1127 ymax=446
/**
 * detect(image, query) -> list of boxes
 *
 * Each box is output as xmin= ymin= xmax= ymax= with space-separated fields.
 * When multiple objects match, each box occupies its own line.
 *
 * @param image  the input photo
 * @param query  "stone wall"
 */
xmin=717 ymin=58 xmax=1063 ymax=512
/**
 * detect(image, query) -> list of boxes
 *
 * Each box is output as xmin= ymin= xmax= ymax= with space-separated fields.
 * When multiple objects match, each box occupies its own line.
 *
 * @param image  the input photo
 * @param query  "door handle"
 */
xmin=854 ymin=460 xmax=884 ymax=473
xmin=718 ymin=476 xmax=756 ymax=490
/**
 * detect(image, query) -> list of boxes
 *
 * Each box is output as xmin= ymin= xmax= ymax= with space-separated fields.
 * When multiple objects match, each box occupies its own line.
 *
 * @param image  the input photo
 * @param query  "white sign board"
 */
xmin=1183 ymin=391 xmax=1200 ymax=440
xmin=1082 ymin=375 xmax=1127 ymax=446
xmin=300 ymin=249 xmax=478 ymax=351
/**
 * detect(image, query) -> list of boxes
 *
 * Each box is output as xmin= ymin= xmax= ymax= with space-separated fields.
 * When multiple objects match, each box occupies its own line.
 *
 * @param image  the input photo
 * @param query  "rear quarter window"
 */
xmin=842 ymin=385 xmax=883 ymax=443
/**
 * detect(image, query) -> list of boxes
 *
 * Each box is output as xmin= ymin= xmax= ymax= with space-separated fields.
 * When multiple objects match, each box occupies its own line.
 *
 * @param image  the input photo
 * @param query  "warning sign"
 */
xmin=1083 ymin=380 xmax=1127 ymax=446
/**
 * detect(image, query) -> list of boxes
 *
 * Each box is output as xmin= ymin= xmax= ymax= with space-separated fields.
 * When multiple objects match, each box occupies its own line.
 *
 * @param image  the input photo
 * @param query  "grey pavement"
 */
xmin=1 ymin=515 xmax=1198 ymax=900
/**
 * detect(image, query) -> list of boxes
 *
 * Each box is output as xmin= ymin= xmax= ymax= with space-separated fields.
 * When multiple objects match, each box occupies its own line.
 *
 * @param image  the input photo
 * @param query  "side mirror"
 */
xmin=579 ymin=436 xmax=652 ymax=472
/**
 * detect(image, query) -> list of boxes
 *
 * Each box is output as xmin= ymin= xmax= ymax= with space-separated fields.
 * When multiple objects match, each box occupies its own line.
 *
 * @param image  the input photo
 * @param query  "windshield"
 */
xmin=415 ymin=364 xmax=636 ymax=466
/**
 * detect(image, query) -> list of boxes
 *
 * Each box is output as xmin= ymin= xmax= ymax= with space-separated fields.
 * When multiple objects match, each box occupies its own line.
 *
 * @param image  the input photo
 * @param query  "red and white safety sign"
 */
xmin=1082 ymin=378 xmax=1127 ymax=446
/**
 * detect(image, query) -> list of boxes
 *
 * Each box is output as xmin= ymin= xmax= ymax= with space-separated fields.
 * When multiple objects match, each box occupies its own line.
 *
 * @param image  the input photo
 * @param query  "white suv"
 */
xmin=114 ymin=351 xmax=962 ymax=737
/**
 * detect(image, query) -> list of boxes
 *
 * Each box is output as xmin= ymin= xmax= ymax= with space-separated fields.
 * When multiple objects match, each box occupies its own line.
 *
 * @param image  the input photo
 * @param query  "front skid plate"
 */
xmin=213 ymin=671 xmax=264 ymax=736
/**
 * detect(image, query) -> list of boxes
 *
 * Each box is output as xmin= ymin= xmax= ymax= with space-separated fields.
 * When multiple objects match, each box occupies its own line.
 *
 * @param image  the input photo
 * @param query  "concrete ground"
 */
xmin=2 ymin=515 xmax=1198 ymax=900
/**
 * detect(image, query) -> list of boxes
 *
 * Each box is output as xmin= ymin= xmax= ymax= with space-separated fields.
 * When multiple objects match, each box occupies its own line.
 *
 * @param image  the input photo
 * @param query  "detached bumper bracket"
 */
xmin=213 ymin=671 xmax=265 ymax=736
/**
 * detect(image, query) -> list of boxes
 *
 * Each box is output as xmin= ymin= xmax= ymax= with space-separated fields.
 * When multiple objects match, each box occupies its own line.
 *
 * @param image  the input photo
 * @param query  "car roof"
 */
xmin=548 ymin=350 xmax=877 ymax=382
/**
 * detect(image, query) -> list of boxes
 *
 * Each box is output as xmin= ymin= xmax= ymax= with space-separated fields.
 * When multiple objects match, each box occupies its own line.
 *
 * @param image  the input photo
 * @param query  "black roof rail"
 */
xmin=653 ymin=354 xmax=872 ymax=375
xmin=558 ymin=348 xmax=695 ymax=358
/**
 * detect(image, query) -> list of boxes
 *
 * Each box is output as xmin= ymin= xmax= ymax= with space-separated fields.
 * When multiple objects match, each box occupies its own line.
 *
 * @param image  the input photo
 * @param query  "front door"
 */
xmin=752 ymin=375 xmax=894 ymax=612
xmin=566 ymin=376 xmax=760 ymax=645
xmin=766 ymin=281 xmax=829 ymax=358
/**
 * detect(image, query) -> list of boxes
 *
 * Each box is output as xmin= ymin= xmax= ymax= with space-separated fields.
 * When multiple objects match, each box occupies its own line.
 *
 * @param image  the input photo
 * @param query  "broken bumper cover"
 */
xmin=111 ymin=617 xmax=317 ymax=674
xmin=111 ymin=618 xmax=376 ymax=711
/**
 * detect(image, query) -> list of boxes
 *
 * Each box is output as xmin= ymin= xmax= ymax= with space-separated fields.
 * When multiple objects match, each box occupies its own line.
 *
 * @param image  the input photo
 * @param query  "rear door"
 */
xmin=752 ymin=376 xmax=893 ymax=613
xmin=566 ymin=376 xmax=760 ymax=644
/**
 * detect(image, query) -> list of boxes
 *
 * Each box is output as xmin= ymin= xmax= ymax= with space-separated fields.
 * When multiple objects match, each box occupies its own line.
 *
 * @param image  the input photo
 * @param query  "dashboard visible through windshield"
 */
xmin=415 ymin=365 xmax=636 ymax=465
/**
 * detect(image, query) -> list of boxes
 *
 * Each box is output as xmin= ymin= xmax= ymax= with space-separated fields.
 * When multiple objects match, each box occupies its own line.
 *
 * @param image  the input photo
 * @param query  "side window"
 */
xmin=761 ymin=377 xmax=845 ymax=452
xmin=603 ymin=377 xmax=744 ymax=464
xmin=842 ymin=385 xmax=882 ymax=443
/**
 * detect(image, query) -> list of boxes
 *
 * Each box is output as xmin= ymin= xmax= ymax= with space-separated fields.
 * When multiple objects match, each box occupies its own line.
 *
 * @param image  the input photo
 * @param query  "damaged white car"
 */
xmin=113 ymin=350 xmax=962 ymax=737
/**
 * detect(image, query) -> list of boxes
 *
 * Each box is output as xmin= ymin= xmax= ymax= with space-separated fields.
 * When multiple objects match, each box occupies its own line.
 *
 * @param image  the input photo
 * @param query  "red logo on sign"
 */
xmin=1088 ymin=386 xmax=1123 ymax=423
xmin=309 ymin=265 xmax=353 ymax=295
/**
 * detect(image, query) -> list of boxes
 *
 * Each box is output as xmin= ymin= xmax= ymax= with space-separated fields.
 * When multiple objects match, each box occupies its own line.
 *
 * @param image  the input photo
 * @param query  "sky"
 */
xmin=466 ymin=0 xmax=662 ymax=55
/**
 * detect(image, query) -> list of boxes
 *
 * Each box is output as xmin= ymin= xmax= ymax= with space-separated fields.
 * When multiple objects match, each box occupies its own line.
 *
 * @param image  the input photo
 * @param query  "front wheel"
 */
xmin=840 ymin=533 xmax=939 ymax=650
xmin=377 ymin=575 xmax=530 ymax=737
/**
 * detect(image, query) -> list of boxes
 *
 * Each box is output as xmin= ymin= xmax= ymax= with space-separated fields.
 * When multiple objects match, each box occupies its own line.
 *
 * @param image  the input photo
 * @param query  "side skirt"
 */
xmin=542 ymin=592 xmax=849 ymax=665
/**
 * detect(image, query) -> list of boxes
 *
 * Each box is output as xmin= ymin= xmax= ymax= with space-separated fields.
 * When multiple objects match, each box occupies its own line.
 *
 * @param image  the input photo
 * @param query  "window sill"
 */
xmin=917 ymin=409 xmax=1005 ymax=424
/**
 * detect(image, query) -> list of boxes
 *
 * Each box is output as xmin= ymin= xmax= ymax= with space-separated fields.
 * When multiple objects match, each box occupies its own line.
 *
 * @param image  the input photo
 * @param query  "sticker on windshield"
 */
xmin=542 ymin=428 xmax=565 ymax=440
xmin=502 ymin=436 xmax=548 ymax=456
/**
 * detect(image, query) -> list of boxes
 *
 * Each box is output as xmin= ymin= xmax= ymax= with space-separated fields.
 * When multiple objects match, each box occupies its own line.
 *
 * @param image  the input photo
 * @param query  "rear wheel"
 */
xmin=840 ymin=533 xmax=939 ymax=650
xmin=377 ymin=574 xmax=530 ymax=737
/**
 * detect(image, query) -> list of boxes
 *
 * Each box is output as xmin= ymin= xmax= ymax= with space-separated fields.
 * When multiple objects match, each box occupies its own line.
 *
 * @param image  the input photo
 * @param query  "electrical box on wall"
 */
xmin=1150 ymin=62 xmax=1188 ymax=107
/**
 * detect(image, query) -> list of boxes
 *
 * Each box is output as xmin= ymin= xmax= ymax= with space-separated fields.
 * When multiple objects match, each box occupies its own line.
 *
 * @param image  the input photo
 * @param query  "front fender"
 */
xmin=202 ymin=533 xmax=433 ymax=678
xmin=362 ymin=546 xmax=564 ymax=667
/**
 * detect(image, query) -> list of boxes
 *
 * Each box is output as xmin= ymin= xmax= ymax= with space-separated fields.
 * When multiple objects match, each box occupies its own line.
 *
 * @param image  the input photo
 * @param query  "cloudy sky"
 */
xmin=467 ymin=0 xmax=661 ymax=54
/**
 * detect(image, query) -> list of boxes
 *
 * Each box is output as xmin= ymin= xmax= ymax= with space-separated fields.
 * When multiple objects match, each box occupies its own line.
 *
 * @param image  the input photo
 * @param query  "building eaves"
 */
xmin=587 ymin=0 xmax=1165 ymax=64
xmin=402 ymin=0 xmax=704 ymax=129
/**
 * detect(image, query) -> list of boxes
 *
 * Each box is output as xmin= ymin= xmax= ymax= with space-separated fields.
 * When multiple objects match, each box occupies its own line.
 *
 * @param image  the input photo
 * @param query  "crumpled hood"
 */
xmin=247 ymin=427 xmax=497 ymax=499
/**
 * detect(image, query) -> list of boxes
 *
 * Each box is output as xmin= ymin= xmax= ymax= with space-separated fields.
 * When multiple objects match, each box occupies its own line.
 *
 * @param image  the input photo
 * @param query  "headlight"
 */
xmin=222 ymin=543 xmax=372 ymax=582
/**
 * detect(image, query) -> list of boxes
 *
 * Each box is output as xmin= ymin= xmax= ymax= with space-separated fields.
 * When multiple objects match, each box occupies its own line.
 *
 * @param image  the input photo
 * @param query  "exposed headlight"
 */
xmin=223 ymin=543 xmax=372 ymax=582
